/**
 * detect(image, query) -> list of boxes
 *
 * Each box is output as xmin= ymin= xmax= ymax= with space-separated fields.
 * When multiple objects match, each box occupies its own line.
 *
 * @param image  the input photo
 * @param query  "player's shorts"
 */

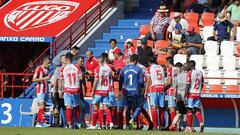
xmin=168 ymin=95 xmax=176 ymax=107
xmin=187 ymin=98 xmax=201 ymax=109
xmin=64 ymin=93 xmax=81 ymax=107
xmin=53 ymin=92 xmax=65 ymax=110
xmin=92 ymin=95 xmax=109 ymax=105
xmin=109 ymin=92 xmax=117 ymax=106
xmin=126 ymin=95 xmax=144 ymax=108
xmin=148 ymin=92 xmax=165 ymax=107
xmin=37 ymin=93 xmax=47 ymax=103
xmin=118 ymin=95 xmax=126 ymax=107
xmin=176 ymin=101 xmax=187 ymax=114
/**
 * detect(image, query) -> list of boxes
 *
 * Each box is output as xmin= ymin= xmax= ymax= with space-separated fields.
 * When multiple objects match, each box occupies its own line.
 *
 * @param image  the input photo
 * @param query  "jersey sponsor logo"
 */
xmin=4 ymin=1 xmax=79 ymax=31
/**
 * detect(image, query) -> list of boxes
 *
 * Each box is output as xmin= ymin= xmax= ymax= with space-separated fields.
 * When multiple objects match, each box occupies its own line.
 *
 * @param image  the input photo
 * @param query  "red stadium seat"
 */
xmin=194 ymin=25 xmax=200 ymax=33
xmin=139 ymin=25 xmax=150 ymax=36
xmin=157 ymin=54 xmax=168 ymax=65
xmin=236 ymin=44 xmax=240 ymax=57
xmin=156 ymin=40 xmax=169 ymax=49
xmin=209 ymin=85 xmax=223 ymax=93
xmin=201 ymin=85 xmax=207 ymax=93
xmin=147 ymin=40 xmax=154 ymax=48
xmin=185 ymin=12 xmax=199 ymax=26
xmin=226 ymin=85 xmax=240 ymax=94
xmin=201 ymin=12 xmax=215 ymax=26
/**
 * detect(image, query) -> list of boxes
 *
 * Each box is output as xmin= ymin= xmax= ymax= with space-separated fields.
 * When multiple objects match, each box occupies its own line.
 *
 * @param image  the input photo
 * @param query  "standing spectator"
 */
xmin=208 ymin=13 xmax=236 ymax=42
xmin=52 ymin=46 xmax=80 ymax=67
xmin=146 ymin=6 xmax=171 ymax=41
xmin=86 ymin=51 xmax=99 ymax=84
xmin=124 ymin=39 xmax=136 ymax=57
xmin=107 ymin=39 xmax=118 ymax=61
xmin=183 ymin=25 xmax=203 ymax=55
xmin=113 ymin=48 xmax=126 ymax=74
xmin=226 ymin=0 xmax=240 ymax=26
xmin=137 ymin=38 xmax=154 ymax=67
xmin=167 ymin=12 xmax=189 ymax=37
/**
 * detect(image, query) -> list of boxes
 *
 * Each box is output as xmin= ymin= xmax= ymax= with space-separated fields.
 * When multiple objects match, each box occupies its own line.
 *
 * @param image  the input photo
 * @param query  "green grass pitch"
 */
xmin=0 ymin=127 xmax=230 ymax=135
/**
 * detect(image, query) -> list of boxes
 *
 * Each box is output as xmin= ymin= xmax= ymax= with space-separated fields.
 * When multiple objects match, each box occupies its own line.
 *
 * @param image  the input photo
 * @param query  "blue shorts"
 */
xmin=92 ymin=95 xmax=109 ymax=105
xmin=168 ymin=96 xmax=176 ymax=107
xmin=118 ymin=96 xmax=126 ymax=107
xmin=64 ymin=93 xmax=81 ymax=107
xmin=109 ymin=92 xmax=117 ymax=106
xmin=126 ymin=95 xmax=144 ymax=108
xmin=187 ymin=98 xmax=201 ymax=108
xmin=148 ymin=92 xmax=165 ymax=107
xmin=37 ymin=93 xmax=46 ymax=103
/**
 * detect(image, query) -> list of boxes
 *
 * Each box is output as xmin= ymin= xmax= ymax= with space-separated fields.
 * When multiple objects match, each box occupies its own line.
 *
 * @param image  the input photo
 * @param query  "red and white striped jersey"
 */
xmin=167 ymin=66 xmax=179 ymax=96
xmin=148 ymin=64 xmax=165 ymax=92
xmin=59 ymin=64 xmax=82 ymax=94
xmin=94 ymin=64 xmax=113 ymax=96
xmin=187 ymin=69 xmax=203 ymax=99
xmin=33 ymin=66 xmax=49 ymax=94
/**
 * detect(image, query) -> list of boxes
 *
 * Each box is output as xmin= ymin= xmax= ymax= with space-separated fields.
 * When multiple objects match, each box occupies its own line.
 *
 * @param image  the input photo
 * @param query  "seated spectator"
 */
xmin=113 ymin=48 xmax=126 ymax=74
xmin=124 ymin=39 xmax=136 ymax=57
xmin=226 ymin=0 xmax=240 ymax=26
xmin=85 ymin=50 xmax=99 ymax=83
xmin=207 ymin=13 xmax=235 ymax=42
xmin=187 ymin=0 xmax=211 ymax=14
xmin=167 ymin=12 xmax=189 ymax=36
xmin=183 ymin=25 xmax=203 ymax=55
xmin=146 ymin=6 xmax=171 ymax=41
xmin=107 ymin=39 xmax=118 ymax=61
xmin=169 ymin=23 xmax=185 ymax=50
xmin=178 ymin=48 xmax=190 ymax=57
xmin=136 ymin=38 xmax=154 ymax=67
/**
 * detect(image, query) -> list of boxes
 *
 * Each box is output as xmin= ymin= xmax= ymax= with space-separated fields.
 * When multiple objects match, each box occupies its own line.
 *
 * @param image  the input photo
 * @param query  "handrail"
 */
xmin=22 ymin=0 xmax=115 ymax=73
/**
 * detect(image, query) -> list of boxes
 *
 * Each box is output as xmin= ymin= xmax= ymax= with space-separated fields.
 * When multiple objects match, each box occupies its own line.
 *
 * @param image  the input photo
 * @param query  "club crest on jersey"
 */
xmin=4 ymin=1 xmax=79 ymax=31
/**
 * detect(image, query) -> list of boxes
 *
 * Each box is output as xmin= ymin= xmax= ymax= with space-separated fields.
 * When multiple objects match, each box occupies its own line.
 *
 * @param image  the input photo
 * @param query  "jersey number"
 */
xmin=101 ymin=76 xmax=108 ymax=86
xmin=67 ymin=73 xmax=77 ymax=85
xmin=156 ymin=70 xmax=162 ymax=81
xmin=1 ymin=103 xmax=12 ymax=124
xmin=128 ymin=74 xmax=133 ymax=85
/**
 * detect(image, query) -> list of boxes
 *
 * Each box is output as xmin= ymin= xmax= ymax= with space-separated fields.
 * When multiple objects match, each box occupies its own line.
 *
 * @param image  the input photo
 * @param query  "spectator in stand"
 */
xmin=137 ymin=38 xmax=154 ymax=67
xmin=86 ymin=50 xmax=99 ymax=84
xmin=52 ymin=46 xmax=80 ymax=67
xmin=113 ymin=48 xmax=126 ymax=74
xmin=169 ymin=23 xmax=185 ymax=51
xmin=226 ymin=0 xmax=240 ymax=26
xmin=207 ymin=13 xmax=236 ymax=43
xmin=146 ymin=5 xmax=171 ymax=41
xmin=187 ymin=0 xmax=211 ymax=14
xmin=107 ymin=39 xmax=118 ymax=61
xmin=167 ymin=12 xmax=189 ymax=37
xmin=124 ymin=39 xmax=136 ymax=57
xmin=183 ymin=25 xmax=203 ymax=55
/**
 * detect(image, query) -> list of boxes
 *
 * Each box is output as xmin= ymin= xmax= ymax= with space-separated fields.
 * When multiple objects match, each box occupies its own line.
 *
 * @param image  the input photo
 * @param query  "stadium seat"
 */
xmin=139 ymin=24 xmax=150 ymax=36
xmin=169 ymin=12 xmax=183 ymax=19
xmin=200 ymin=12 xmax=215 ymax=26
xmin=156 ymin=40 xmax=168 ymax=49
xmin=209 ymin=84 xmax=223 ymax=93
xmin=237 ymin=44 xmax=240 ymax=57
xmin=224 ymin=70 xmax=238 ymax=85
xmin=157 ymin=54 xmax=168 ymax=65
xmin=201 ymin=85 xmax=207 ymax=93
xmin=189 ymin=55 xmax=203 ymax=70
xmin=185 ymin=12 xmax=199 ymax=26
xmin=206 ymin=55 xmax=220 ymax=70
xmin=237 ymin=27 xmax=240 ymax=42
xmin=220 ymin=41 xmax=234 ymax=56
xmin=147 ymin=40 xmax=154 ymax=48
xmin=226 ymin=85 xmax=240 ymax=94
xmin=207 ymin=70 xmax=221 ymax=85
xmin=222 ymin=56 xmax=236 ymax=71
xmin=204 ymin=41 xmax=219 ymax=55
xmin=173 ymin=54 xmax=187 ymax=65
xmin=194 ymin=25 xmax=200 ymax=33
xmin=202 ymin=26 xmax=214 ymax=41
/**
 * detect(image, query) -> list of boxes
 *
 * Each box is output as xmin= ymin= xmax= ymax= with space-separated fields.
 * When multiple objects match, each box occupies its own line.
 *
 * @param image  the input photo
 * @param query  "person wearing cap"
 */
xmin=113 ymin=48 xmax=126 ymax=74
xmin=170 ymin=23 xmax=185 ymax=50
xmin=124 ymin=39 xmax=136 ymax=57
xmin=207 ymin=13 xmax=235 ymax=43
xmin=167 ymin=12 xmax=189 ymax=38
xmin=52 ymin=46 xmax=80 ymax=67
xmin=183 ymin=25 xmax=203 ymax=55
xmin=136 ymin=38 xmax=154 ymax=67
xmin=226 ymin=0 xmax=240 ymax=26
xmin=146 ymin=5 xmax=171 ymax=41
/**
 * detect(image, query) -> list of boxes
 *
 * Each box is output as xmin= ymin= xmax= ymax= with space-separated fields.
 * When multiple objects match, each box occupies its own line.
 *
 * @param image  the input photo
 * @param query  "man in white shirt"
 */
xmin=167 ymin=12 xmax=189 ymax=36
xmin=107 ymin=39 xmax=118 ymax=61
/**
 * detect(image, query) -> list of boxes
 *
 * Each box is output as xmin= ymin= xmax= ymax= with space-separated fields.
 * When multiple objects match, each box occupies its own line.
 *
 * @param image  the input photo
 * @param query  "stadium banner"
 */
xmin=0 ymin=36 xmax=52 ymax=42
xmin=0 ymin=0 xmax=98 ymax=37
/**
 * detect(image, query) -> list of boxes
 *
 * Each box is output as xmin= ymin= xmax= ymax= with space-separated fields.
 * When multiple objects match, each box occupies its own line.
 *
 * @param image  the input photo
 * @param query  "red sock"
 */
xmin=118 ymin=110 xmax=123 ymax=128
xmin=159 ymin=108 xmax=165 ymax=128
xmin=112 ymin=108 xmax=118 ymax=125
xmin=151 ymin=108 xmax=158 ymax=128
xmin=74 ymin=107 xmax=80 ymax=123
xmin=92 ymin=110 xmax=98 ymax=126
xmin=106 ymin=109 xmax=112 ymax=125
xmin=187 ymin=112 xmax=193 ymax=128
xmin=66 ymin=108 xmax=72 ymax=125
xmin=196 ymin=111 xmax=203 ymax=124
xmin=37 ymin=108 xmax=44 ymax=123
xmin=137 ymin=114 xmax=141 ymax=128
xmin=170 ymin=111 xmax=176 ymax=125
xmin=98 ymin=109 xmax=104 ymax=126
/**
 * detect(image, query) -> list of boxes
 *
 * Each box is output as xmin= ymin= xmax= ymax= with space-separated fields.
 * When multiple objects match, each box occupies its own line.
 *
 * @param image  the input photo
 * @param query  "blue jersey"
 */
xmin=119 ymin=64 xmax=144 ymax=96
